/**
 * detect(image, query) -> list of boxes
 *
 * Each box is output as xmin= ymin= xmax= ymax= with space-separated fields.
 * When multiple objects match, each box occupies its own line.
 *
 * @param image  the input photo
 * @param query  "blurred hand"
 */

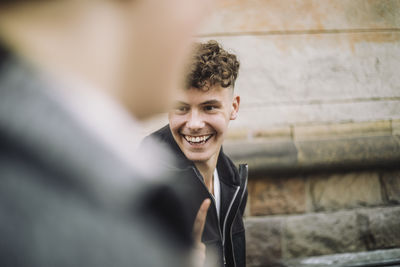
xmin=192 ymin=199 xmax=211 ymax=267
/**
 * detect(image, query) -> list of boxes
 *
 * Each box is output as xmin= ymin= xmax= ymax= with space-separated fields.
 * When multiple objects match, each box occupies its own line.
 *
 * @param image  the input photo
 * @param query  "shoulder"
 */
xmin=218 ymin=148 xmax=248 ymax=187
xmin=142 ymin=124 xmax=172 ymax=146
xmin=141 ymin=124 xmax=183 ymax=160
xmin=220 ymin=150 xmax=237 ymax=171
xmin=217 ymin=149 xmax=239 ymax=184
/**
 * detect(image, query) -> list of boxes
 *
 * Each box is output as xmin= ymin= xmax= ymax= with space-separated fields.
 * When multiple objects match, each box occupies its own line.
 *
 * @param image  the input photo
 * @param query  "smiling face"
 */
xmin=168 ymin=84 xmax=240 ymax=165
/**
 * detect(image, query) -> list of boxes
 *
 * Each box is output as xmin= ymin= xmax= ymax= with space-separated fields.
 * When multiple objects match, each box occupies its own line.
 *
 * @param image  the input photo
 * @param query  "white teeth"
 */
xmin=184 ymin=135 xmax=212 ymax=144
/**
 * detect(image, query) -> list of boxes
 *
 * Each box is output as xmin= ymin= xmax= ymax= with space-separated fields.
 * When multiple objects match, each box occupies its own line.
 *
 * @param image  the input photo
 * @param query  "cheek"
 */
xmin=168 ymin=114 xmax=185 ymax=133
xmin=209 ymin=114 xmax=230 ymax=135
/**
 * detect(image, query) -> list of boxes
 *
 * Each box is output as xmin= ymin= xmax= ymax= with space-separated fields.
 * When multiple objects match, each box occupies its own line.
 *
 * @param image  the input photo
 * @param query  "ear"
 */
xmin=230 ymin=95 xmax=240 ymax=120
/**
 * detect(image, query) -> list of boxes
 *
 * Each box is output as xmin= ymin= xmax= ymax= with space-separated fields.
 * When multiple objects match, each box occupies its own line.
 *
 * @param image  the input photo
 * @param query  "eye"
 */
xmin=204 ymin=105 xmax=216 ymax=112
xmin=176 ymin=106 xmax=189 ymax=113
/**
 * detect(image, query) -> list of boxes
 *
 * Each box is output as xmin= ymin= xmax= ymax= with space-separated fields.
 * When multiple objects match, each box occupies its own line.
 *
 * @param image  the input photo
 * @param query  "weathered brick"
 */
xmin=309 ymin=172 xmax=384 ymax=212
xmin=226 ymin=128 xmax=249 ymax=140
xmin=296 ymin=135 xmax=400 ymax=169
xmin=380 ymin=170 xmax=400 ymax=204
xmin=282 ymin=210 xmax=365 ymax=259
xmin=393 ymin=120 xmax=400 ymax=136
xmin=226 ymin=126 xmax=292 ymax=141
xmin=231 ymin=100 xmax=400 ymax=131
xmin=358 ymin=206 xmax=400 ymax=250
xmin=294 ymin=121 xmax=391 ymax=141
xmin=252 ymin=127 xmax=292 ymax=140
xmin=197 ymin=33 xmax=400 ymax=130
xmin=284 ymin=248 xmax=400 ymax=267
xmin=199 ymin=0 xmax=400 ymax=34
xmin=249 ymin=177 xmax=305 ymax=216
xmin=245 ymin=217 xmax=283 ymax=266
xmin=224 ymin=140 xmax=298 ymax=174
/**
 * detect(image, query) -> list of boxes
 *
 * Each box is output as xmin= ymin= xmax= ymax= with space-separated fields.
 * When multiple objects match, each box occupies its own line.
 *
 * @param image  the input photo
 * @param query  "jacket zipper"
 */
xmin=229 ymin=164 xmax=248 ymax=267
xmin=190 ymin=165 xmax=246 ymax=266
xmin=191 ymin=166 xmax=240 ymax=266
xmin=223 ymin=185 xmax=240 ymax=266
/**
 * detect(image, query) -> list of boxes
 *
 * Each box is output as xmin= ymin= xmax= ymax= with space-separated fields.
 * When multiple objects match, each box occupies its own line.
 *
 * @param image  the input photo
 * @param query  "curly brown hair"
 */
xmin=185 ymin=40 xmax=240 ymax=90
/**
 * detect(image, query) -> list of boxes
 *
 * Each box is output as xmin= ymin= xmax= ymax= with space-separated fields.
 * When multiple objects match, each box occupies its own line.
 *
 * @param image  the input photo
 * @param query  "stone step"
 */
xmin=245 ymin=206 xmax=400 ymax=266
xmin=283 ymin=248 xmax=400 ymax=267
xmin=223 ymin=132 xmax=400 ymax=175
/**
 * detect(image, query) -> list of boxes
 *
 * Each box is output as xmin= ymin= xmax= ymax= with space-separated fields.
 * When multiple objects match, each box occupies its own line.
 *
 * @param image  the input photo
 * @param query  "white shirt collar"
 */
xmin=214 ymin=168 xmax=221 ymax=219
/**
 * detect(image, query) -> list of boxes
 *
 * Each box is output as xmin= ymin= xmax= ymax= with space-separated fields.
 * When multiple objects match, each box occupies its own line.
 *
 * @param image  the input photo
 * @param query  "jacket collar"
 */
xmin=148 ymin=125 xmax=241 ymax=187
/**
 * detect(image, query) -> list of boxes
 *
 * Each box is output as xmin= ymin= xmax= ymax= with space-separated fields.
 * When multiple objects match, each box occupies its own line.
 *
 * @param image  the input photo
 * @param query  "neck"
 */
xmin=194 ymin=149 xmax=220 ymax=194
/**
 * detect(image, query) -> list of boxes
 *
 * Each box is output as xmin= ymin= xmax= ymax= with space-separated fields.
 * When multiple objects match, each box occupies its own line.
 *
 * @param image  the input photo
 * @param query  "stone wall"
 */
xmin=197 ymin=0 xmax=400 ymax=130
xmin=223 ymin=119 xmax=400 ymax=266
xmin=140 ymin=1 xmax=400 ymax=266
xmin=195 ymin=1 xmax=400 ymax=266
xmin=245 ymin=173 xmax=400 ymax=266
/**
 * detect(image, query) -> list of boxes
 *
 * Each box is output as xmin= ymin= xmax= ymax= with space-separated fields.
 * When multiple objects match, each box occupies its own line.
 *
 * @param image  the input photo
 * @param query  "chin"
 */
xmin=184 ymin=152 xmax=212 ymax=163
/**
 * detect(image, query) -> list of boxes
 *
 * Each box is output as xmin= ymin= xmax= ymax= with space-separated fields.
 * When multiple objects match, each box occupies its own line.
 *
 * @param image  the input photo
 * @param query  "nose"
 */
xmin=187 ymin=110 xmax=205 ymax=131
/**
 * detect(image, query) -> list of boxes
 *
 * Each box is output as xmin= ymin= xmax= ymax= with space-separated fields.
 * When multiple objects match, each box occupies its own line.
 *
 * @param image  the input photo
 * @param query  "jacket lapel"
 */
xmin=218 ymin=179 xmax=239 ymax=230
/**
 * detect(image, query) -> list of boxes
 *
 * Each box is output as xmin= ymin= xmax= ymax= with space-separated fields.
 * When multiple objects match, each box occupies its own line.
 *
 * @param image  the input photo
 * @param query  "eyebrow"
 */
xmin=200 ymin=100 xmax=221 ymax=105
xmin=174 ymin=101 xmax=189 ymax=106
xmin=174 ymin=100 xmax=222 ymax=106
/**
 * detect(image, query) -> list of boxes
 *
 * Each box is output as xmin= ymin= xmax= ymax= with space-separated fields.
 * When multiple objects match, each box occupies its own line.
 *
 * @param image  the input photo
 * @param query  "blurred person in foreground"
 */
xmin=142 ymin=40 xmax=248 ymax=267
xmin=0 ymin=0 xmax=214 ymax=266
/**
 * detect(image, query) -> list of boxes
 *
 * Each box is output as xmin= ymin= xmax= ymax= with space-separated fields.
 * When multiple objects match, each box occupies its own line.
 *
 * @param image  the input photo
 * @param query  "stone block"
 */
xmin=294 ymin=121 xmax=392 ymax=141
xmin=226 ymin=128 xmax=249 ymax=140
xmin=224 ymin=140 xmax=298 ymax=174
xmin=199 ymin=0 xmax=400 ymax=34
xmin=245 ymin=217 xmax=283 ymax=266
xmin=308 ymin=172 xmax=384 ymax=212
xmin=284 ymin=248 xmax=400 ymax=267
xmin=393 ymin=120 xmax=400 ymax=136
xmin=225 ymin=133 xmax=399 ymax=174
xmin=380 ymin=170 xmax=400 ymax=204
xmin=358 ymin=206 xmax=400 ymax=250
xmin=282 ymin=210 xmax=365 ymax=259
xmin=232 ymin=100 xmax=400 ymax=131
xmin=197 ymin=33 xmax=400 ymax=129
xmin=199 ymin=33 xmax=400 ymax=107
xmin=296 ymin=135 xmax=400 ymax=169
xmin=226 ymin=126 xmax=292 ymax=141
xmin=249 ymin=176 xmax=305 ymax=216
xmin=252 ymin=126 xmax=292 ymax=140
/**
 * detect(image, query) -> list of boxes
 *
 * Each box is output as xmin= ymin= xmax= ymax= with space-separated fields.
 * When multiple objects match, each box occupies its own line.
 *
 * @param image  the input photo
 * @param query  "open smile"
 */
xmin=182 ymin=134 xmax=213 ymax=145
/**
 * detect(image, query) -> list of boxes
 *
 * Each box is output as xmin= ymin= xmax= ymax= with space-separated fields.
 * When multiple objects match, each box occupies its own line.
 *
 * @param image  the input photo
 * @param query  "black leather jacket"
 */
xmin=144 ymin=125 xmax=248 ymax=267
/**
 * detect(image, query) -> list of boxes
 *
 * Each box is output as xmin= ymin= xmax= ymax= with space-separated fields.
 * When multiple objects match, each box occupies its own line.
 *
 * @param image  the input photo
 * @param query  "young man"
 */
xmin=145 ymin=40 xmax=248 ymax=267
